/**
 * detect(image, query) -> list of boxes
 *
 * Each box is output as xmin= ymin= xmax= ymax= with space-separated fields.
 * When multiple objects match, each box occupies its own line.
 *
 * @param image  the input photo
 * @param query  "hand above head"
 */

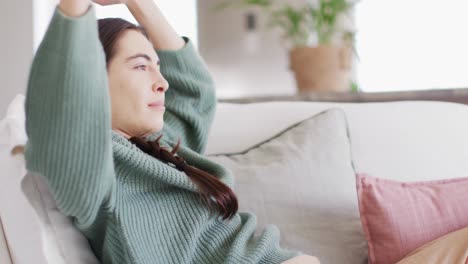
xmin=59 ymin=0 xmax=92 ymax=17
xmin=92 ymin=0 xmax=128 ymax=6
xmin=59 ymin=0 xmax=130 ymax=18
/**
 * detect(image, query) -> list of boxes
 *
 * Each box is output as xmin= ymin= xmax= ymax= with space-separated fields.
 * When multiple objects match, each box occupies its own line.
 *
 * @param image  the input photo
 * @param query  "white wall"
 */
xmin=0 ymin=1 xmax=34 ymax=116
xmin=197 ymin=0 xmax=299 ymax=98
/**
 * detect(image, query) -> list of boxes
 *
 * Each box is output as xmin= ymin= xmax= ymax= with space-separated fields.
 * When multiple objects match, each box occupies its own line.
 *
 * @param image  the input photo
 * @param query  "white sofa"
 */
xmin=2 ymin=94 xmax=468 ymax=263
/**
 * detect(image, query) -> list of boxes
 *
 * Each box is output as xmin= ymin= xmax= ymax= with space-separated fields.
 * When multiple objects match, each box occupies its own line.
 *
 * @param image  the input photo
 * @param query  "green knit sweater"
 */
xmin=24 ymin=4 xmax=302 ymax=264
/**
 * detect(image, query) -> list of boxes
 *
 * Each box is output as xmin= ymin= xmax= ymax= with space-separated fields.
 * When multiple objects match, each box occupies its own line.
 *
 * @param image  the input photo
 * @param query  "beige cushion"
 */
xmin=208 ymin=108 xmax=367 ymax=264
xmin=0 ymin=94 xmax=48 ymax=264
xmin=397 ymin=226 xmax=468 ymax=264
xmin=0 ymin=94 xmax=100 ymax=264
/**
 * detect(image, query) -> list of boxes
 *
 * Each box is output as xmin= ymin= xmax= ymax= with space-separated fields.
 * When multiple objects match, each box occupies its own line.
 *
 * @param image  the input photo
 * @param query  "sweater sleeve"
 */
xmin=147 ymin=37 xmax=217 ymax=155
xmin=24 ymin=4 xmax=116 ymax=228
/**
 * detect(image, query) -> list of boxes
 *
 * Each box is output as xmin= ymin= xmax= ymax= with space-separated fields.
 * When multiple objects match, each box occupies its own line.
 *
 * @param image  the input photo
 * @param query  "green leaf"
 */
xmin=212 ymin=0 xmax=360 ymax=48
xmin=212 ymin=0 xmax=272 ymax=12
xmin=350 ymin=81 xmax=360 ymax=92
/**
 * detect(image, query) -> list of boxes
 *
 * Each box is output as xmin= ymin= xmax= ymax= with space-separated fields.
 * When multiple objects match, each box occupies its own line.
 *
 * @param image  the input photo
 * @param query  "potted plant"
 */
xmin=215 ymin=0 xmax=360 ymax=93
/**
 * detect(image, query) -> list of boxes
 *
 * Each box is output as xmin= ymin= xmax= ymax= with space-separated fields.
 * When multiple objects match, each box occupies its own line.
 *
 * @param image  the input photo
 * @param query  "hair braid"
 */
xmin=129 ymin=135 xmax=238 ymax=221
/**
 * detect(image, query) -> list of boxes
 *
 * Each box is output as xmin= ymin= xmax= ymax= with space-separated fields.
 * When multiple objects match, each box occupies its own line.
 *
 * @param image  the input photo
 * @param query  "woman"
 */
xmin=24 ymin=0 xmax=320 ymax=263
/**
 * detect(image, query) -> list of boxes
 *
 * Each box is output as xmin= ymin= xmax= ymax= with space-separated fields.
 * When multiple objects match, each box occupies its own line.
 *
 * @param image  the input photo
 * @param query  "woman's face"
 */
xmin=107 ymin=29 xmax=169 ymax=139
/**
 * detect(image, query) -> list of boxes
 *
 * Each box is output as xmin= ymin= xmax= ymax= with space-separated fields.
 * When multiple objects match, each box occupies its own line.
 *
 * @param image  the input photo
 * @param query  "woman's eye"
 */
xmin=135 ymin=65 xmax=147 ymax=71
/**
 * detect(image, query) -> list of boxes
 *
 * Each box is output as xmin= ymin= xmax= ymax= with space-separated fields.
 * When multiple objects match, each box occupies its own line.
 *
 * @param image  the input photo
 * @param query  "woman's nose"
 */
xmin=152 ymin=78 xmax=169 ymax=93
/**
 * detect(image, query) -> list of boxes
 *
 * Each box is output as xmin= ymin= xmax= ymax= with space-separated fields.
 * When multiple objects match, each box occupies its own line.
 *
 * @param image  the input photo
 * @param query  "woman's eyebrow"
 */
xmin=125 ymin=53 xmax=160 ymax=65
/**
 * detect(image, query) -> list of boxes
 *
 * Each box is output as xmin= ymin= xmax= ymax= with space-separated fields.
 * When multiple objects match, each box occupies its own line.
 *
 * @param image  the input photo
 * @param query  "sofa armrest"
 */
xmin=0 ymin=216 xmax=13 ymax=264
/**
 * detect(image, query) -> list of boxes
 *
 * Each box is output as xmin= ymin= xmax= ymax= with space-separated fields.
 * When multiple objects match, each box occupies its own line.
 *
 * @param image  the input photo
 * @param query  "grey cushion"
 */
xmin=208 ymin=108 xmax=367 ymax=264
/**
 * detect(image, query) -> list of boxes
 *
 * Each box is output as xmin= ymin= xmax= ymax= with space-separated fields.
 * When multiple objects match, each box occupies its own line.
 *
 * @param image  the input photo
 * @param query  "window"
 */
xmin=355 ymin=0 xmax=468 ymax=92
xmin=94 ymin=1 xmax=198 ymax=48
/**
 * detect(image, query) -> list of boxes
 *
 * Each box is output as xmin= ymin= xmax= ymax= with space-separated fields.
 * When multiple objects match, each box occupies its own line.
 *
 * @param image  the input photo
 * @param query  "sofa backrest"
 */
xmin=206 ymin=101 xmax=468 ymax=181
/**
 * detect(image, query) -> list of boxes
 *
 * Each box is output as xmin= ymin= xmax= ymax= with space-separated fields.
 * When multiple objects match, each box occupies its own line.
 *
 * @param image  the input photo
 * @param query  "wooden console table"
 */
xmin=218 ymin=88 xmax=468 ymax=105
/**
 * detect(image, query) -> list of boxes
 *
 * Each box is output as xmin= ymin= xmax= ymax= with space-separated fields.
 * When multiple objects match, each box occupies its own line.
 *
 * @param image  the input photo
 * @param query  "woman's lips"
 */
xmin=148 ymin=102 xmax=165 ymax=110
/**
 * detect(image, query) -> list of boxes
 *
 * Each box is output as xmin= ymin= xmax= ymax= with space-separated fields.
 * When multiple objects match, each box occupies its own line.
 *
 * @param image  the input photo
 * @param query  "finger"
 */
xmin=92 ymin=0 xmax=106 ymax=5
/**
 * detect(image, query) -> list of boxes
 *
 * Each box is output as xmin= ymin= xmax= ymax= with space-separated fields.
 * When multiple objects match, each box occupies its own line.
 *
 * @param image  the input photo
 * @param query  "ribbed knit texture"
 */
xmin=24 ymin=4 xmax=302 ymax=264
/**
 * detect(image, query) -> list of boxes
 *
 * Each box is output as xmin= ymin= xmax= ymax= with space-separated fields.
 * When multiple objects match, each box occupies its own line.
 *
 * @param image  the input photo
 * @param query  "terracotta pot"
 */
xmin=289 ymin=45 xmax=352 ymax=92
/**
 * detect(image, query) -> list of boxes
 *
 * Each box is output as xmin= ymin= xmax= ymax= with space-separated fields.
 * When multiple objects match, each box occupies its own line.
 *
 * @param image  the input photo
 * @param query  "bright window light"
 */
xmin=355 ymin=0 xmax=468 ymax=92
xmin=94 ymin=1 xmax=198 ymax=49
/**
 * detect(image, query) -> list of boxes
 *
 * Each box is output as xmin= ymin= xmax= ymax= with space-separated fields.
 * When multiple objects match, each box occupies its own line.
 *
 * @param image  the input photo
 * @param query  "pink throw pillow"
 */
xmin=356 ymin=173 xmax=468 ymax=264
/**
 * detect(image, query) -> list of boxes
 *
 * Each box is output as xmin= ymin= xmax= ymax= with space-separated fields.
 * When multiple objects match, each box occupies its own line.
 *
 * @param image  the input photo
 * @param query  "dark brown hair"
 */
xmin=97 ymin=18 xmax=148 ymax=66
xmin=97 ymin=18 xmax=238 ymax=221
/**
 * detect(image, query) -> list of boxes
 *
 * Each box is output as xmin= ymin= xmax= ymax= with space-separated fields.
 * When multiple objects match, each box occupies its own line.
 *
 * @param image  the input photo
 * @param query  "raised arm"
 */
xmin=24 ymin=0 xmax=116 ymax=228
xmin=125 ymin=0 xmax=185 ymax=50
xmin=153 ymin=38 xmax=217 ymax=155
xmin=123 ymin=0 xmax=217 ymax=154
